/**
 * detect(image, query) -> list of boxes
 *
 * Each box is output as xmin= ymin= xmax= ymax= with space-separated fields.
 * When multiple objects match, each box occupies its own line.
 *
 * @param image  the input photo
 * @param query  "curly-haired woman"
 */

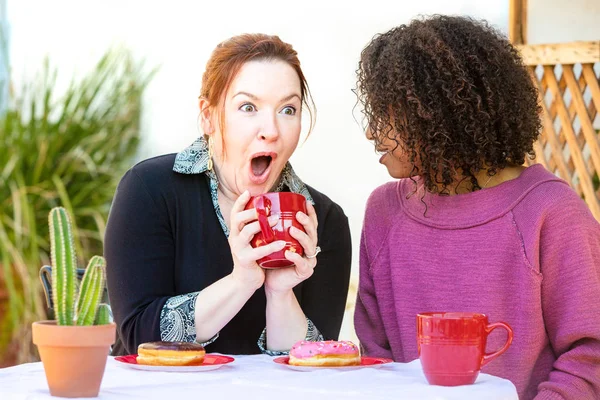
xmin=353 ymin=15 xmax=600 ymax=400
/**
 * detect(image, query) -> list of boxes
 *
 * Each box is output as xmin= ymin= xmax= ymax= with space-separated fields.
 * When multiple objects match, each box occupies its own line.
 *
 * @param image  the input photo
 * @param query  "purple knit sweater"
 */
xmin=354 ymin=165 xmax=600 ymax=400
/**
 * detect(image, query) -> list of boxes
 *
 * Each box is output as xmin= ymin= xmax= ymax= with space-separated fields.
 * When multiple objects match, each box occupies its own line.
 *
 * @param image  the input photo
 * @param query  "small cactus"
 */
xmin=75 ymin=256 xmax=106 ymax=325
xmin=49 ymin=207 xmax=110 ymax=326
xmin=95 ymin=304 xmax=112 ymax=325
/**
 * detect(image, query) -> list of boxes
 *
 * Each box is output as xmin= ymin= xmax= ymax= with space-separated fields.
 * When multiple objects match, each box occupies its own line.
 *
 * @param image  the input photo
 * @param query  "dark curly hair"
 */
xmin=356 ymin=15 xmax=542 ymax=194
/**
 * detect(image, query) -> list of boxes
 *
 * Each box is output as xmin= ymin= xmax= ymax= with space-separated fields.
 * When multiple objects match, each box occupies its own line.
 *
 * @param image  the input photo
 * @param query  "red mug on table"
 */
xmin=416 ymin=312 xmax=513 ymax=387
xmin=244 ymin=192 xmax=307 ymax=269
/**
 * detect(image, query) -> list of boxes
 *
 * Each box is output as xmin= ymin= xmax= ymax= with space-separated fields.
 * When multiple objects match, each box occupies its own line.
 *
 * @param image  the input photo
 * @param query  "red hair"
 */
xmin=200 ymin=33 xmax=315 ymax=137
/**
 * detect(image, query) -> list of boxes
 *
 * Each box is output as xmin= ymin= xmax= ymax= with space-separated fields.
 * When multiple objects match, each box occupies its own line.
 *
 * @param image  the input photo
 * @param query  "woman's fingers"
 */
xmin=285 ymin=250 xmax=314 ymax=279
xmin=295 ymin=210 xmax=317 ymax=250
xmin=229 ymin=191 xmax=252 ymax=235
xmin=232 ymin=208 xmax=259 ymax=233
xmin=295 ymin=202 xmax=317 ymax=239
xmin=238 ymin=215 xmax=278 ymax=243
xmin=306 ymin=201 xmax=318 ymax=228
xmin=289 ymin=226 xmax=315 ymax=256
xmin=250 ymin=240 xmax=287 ymax=261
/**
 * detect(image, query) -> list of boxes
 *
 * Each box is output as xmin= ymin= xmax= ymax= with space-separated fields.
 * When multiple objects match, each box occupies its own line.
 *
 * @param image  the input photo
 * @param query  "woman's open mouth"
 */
xmin=249 ymin=152 xmax=277 ymax=184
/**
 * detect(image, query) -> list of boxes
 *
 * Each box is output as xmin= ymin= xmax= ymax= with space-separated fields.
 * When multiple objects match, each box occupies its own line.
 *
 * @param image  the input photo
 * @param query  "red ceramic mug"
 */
xmin=244 ymin=192 xmax=307 ymax=269
xmin=416 ymin=312 xmax=513 ymax=386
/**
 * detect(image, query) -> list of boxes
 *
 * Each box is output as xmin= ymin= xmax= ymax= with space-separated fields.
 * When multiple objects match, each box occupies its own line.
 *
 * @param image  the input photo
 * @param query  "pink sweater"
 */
xmin=354 ymin=165 xmax=600 ymax=400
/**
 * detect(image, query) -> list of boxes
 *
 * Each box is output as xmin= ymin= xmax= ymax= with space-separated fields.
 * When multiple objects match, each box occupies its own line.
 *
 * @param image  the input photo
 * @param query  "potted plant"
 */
xmin=32 ymin=207 xmax=115 ymax=398
xmin=0 ymin=48 xmax=153 ymax=366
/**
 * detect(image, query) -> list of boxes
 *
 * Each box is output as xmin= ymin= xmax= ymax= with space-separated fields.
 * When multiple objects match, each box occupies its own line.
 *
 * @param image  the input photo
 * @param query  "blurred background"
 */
xmin=1 ymin=0 xmax=599 ymax=366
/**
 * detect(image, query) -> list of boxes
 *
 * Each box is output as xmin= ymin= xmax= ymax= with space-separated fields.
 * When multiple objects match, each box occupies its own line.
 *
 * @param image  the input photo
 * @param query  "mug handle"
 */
xmin=481 ymin=322 xmax=513 ymax=367
xmin=255 ymin=196 xmax=275 ymax=244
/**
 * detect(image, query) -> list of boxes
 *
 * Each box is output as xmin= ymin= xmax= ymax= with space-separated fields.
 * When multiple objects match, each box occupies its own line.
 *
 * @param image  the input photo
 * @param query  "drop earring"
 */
xmin=207 ymin=136 xmax=214 ymax=171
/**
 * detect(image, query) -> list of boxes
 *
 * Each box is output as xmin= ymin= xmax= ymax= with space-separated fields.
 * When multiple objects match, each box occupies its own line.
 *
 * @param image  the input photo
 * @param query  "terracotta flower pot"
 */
xmin=32 ymin=320 xmax=116 ymax=398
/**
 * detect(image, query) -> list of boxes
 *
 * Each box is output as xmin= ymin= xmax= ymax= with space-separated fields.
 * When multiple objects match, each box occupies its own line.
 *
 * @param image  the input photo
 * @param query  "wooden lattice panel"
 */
xmin=517 ymin=42 xmax=600 ymax=220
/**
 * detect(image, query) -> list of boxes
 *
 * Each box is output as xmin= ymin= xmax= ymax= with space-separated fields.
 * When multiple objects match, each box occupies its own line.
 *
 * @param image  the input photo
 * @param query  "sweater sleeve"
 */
xmin=105 ymin=168 xmax=196 ymax=354
xmin=534 ymin=197 xmax=600 ymax=399
xmin=354 ymin=227 xmax=393 ymax=359
xmin=298 ymin=202 xmax=352 ymax=341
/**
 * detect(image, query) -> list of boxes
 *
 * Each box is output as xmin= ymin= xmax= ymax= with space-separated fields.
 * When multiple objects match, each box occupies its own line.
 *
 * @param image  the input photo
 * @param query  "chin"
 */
xmin=247 ymin=182 xmax=276 ymax=196
xmin=385 ymin=162 xmax=415 ymax=180
xmin=245 ymin=186 xmax=266 ymax=197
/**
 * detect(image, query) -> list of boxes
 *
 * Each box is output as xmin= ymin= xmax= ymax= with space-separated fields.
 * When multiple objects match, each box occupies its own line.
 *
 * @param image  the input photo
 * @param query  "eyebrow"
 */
xmin=233 ymin=91 xmax=301 ymax=103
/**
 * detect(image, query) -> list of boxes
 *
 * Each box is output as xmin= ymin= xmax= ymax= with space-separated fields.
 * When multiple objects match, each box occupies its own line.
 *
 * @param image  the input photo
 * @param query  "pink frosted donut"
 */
xmin=289 ymin=340 xmax=361 ymax=366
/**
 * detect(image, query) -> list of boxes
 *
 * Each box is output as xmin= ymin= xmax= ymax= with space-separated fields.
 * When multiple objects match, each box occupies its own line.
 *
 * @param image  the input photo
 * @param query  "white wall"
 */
xmin=7 ymin=0 xmax=510 ymax=341
xmin=528 ymin=0 xmax=600 ymax=44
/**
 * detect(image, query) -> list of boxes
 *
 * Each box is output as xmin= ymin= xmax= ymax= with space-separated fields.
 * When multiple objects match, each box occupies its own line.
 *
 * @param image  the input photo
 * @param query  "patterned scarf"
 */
xmin=173 ymin=136 xmax=314 ymax=236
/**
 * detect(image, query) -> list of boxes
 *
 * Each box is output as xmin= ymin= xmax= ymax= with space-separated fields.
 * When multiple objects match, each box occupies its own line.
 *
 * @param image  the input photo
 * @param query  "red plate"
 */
xmin=273 ymin=356 xmax=393 ymax=371
xmin=114 ymin=354 xmax=235 ymax=372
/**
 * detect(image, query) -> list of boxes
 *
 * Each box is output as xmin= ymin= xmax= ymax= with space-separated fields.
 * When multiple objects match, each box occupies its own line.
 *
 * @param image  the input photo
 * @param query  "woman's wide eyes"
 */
xmin=281 ymin=106 xmax=296 ymax=115
xmin=239 ymin=104 xmax=296 ymax=115
xmin=240 ymin=103 xmax=256 ymax=112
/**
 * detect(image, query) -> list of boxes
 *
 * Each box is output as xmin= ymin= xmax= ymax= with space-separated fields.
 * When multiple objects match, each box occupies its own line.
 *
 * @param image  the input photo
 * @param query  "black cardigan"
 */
xmin=104 ymin=154 xmax=352 ymax=356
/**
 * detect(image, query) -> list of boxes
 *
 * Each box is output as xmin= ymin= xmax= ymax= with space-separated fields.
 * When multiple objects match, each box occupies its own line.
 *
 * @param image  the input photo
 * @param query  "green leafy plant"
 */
xmin=0 ymin=47 xmax=154 ymax=364
xmin=49 ymin=207 xmax=110 ymax=326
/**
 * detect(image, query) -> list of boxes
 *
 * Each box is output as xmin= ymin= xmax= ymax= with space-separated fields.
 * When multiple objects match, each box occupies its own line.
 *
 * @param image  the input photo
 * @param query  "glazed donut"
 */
xmin=136 ymin=341 xmax=206 ymax=366
xmin=289 ymin=340 xmax=361 ymax=366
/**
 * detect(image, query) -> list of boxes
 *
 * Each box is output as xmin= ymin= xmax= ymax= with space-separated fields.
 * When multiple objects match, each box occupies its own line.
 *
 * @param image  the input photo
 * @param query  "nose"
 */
xmin=258 ymin=113 xmax=280 ymax=142
xmin=365 ymin=127 xmax=374 ymax=141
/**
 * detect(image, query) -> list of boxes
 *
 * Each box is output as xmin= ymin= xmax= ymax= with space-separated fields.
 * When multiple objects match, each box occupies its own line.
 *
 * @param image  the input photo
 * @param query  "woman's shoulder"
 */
xmin=127 ymin=153 xmax=178 ymax=182
xmin=118 ymin=153 xmax=209 ymax=206
xmin=516 ymin=166 xmax=593 ymax=218
xmin=512 ymin=166 xmax=599 ymax=236
xmin=364 ymin=180 xmax=403 ymax=218
xmin=123 ymin=153 xmax=207 ymax=188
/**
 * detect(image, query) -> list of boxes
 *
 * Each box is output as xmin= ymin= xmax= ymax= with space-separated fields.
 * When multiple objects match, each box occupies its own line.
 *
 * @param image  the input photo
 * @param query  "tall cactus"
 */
xmin=49 ymin=207 xmax=77 ymax=326
xmin=49 ymin=207 xmax=110 ymax=326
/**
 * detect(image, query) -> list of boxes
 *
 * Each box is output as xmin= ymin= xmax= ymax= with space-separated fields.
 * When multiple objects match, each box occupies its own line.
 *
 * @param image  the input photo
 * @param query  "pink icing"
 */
xmin=290 ymin=340 xmax=359 ymax=358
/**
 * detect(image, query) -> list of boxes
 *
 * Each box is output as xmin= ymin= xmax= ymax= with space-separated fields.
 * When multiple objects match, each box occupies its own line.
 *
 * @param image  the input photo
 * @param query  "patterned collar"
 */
xmin=173 ymin=137 xmax=314 ymax=236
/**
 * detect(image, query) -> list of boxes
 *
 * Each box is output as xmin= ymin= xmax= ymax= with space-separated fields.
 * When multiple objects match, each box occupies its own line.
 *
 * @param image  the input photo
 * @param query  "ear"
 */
xmin=198 ymin=97 xmax=214 ymax=135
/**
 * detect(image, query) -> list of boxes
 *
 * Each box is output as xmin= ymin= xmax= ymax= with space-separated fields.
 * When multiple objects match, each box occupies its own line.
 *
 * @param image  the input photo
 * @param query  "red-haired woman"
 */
xmin=105 ymin=34 xmax=351 ymax=357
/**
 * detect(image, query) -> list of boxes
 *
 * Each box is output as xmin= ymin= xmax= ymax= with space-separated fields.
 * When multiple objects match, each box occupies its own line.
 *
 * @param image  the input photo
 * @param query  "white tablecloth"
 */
xmin=0 ymin=354 xmax=518 ymax=400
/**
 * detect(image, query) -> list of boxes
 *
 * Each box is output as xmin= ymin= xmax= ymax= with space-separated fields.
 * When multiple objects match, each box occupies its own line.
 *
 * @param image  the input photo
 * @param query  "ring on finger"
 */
xmin=305 ymin=246 xmax=321 ymax=259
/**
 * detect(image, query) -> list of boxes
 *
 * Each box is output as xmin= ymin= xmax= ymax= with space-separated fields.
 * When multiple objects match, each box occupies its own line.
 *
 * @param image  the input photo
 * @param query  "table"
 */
xmin=0 ymin=354 xmax=518 ymax=399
